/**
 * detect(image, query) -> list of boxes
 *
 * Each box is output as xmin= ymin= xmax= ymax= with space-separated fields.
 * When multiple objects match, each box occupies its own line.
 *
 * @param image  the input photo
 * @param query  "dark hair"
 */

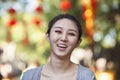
xmin=47 ymin=14 xmax=82 ymax=40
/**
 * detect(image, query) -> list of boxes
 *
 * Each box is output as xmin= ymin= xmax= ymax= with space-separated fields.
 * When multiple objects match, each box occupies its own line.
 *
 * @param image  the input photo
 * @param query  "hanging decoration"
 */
xmin=22 ymin=27 xmax=29 ymax=46
xmin=21 ymin=20 xmax=29 ymax=46
xmin=91 ymin=0 xmax=97 ymax=15
xmin=7 ymin=8 xmax=17 ymax=28
xmin=35 ymin=0 xmax=43 ymax=13
xmin=6 ymin=29 xmax=12 ymax=42
xmin=33 ymin=0 xmax=43 ymax=26
xmin=5 ymin=7 xmax=17 ymax=42
xmin=81 ymin=0 xmax=97 ymax=43
xmin=32 ymin=17 xmax=41 ymax=26
xmin=7 ymin=18 xmax=17 ymax=28
xmin=59 ymin=0 xmax=72 ymax=13
xmin=22 ymin=37 xmax=29 ymax=46
xmin=35 ymin=5 xmax=43 ymax=13
xmin=8 ymin=7 xmax=16 ymax=15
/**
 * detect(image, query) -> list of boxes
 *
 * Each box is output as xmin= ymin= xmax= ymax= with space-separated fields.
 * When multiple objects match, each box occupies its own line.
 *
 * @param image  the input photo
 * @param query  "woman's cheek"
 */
xmin=51 ymin=35 xmax=59 ymax=42
xmin=70 ymin=38 xmax=78 ymax=45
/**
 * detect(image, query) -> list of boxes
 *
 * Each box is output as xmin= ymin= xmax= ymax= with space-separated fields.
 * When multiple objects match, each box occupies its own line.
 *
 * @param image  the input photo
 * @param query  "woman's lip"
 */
xmin=57 ymin=44 xmax=68 ymax=48
xmin=57 ymin=44 xmax=68 ymax=51
xmin=57 ymin=46 xmax=67 ymax=51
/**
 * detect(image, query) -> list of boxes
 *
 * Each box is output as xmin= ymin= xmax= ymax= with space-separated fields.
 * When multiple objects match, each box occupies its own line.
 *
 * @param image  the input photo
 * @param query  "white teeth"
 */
xmin=57 ymin=44 xmax=67 ymax=48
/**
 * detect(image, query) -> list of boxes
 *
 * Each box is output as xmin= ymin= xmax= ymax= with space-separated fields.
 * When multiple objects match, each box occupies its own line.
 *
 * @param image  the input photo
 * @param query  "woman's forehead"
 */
xmin=52 ymin=19 xmax=78 ymax=29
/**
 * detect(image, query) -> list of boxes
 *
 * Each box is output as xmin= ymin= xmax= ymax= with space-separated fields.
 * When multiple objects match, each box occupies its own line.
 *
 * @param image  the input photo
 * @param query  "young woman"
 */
xmin=21 ymin=14 xmax=96 ymax=80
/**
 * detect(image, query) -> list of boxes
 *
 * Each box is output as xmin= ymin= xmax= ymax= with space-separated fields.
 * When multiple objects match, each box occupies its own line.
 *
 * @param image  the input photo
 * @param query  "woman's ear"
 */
xmin=46 ymin=33 xmax=50 ymax=42
xmin=76 ymin=38 xmax=82 ymax=47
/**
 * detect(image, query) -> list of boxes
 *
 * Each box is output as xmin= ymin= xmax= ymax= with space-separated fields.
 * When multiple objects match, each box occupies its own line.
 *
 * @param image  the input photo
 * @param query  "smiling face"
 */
xmin=47 ymin=18 xmax=81 ymax=59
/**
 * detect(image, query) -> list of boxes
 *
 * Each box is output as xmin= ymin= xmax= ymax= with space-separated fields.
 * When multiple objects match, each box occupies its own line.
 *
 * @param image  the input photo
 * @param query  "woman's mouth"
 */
xmin=57 ymin=44 xmax=68 ymax=51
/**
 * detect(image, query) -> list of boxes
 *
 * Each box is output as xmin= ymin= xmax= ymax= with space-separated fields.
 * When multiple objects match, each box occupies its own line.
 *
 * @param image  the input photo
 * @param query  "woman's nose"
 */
xmin=60 ymin=33 xmax=68 ymax=42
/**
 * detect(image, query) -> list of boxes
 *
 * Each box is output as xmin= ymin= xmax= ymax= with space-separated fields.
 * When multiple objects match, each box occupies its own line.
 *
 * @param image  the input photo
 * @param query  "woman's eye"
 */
xmin=69 ymin=33 xmax=75 ymax=36
xmin=55 ymin=30 xmax=61 ymax=34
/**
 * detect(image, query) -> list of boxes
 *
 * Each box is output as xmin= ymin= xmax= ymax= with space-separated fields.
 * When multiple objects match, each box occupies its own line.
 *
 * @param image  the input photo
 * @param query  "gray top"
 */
xmin=21 ymin=64 xmax=96 ymax=80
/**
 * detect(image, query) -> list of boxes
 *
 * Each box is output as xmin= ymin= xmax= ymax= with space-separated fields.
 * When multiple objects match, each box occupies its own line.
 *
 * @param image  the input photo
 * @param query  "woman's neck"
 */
xmin=47 ymin=54 xmax=74 ymax=74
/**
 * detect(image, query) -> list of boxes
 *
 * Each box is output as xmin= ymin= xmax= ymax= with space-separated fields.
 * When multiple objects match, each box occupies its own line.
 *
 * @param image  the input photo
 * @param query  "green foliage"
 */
xmin=0 ymin=0 xmax=120 ymax=64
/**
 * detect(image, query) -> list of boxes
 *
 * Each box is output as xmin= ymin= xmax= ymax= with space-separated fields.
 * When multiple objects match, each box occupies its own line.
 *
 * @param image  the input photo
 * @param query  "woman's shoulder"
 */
xmin=77 ymin=64 xmax=96 ymax=80
xmin=24 ymin=65 xmax=43 ymax=75
xmin=25 ymin=66 xmax=42 ymax=72
xmin=21 ymin=66 xmax=43 ymax=80
xmin=78 ymin=64 xmax=94 ymax=73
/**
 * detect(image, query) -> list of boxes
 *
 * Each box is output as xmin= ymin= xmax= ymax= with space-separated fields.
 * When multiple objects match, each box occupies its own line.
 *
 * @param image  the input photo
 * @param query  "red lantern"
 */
xmin=35 ymin=5 xmax=43 ymax=13
xmin=7 ymin=19 xmax=17 ymax=28
xmin=32 ymin=18 xmax=41 ymax=26
xmin=8 ymin=8 xmax=16 ymax=14
xmin=85 ymin=18 xmax=94 ymax=38
xmin=59 ymin=0 xmax=72 ymax=11
xmin=91 ymin=0 xmax=97 ymax=17
xmin=82 ymin=8 xmax=93 ymax=19
xmin=22 ymin=37 xmax=29 ymax=46
xmin=91 ymin=0 xmax=97 ymax=9
xmin=81 ymin=0 xmax=96 ymax=43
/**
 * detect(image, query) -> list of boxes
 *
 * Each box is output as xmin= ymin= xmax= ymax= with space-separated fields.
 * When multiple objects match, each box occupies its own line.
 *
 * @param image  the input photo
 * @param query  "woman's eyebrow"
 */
xmin=69 ymin=29 xmax=78 ymax=33
xmin=54 ymin=26 xmax=78 ymax=33
xmin=54 ymin=26 xmax=62 ymax=29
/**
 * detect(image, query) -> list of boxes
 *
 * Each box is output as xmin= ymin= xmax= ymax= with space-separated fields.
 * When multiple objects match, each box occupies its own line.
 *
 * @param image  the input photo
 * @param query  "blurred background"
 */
xmin=0 ymin=0 xmax=120 ymax=80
